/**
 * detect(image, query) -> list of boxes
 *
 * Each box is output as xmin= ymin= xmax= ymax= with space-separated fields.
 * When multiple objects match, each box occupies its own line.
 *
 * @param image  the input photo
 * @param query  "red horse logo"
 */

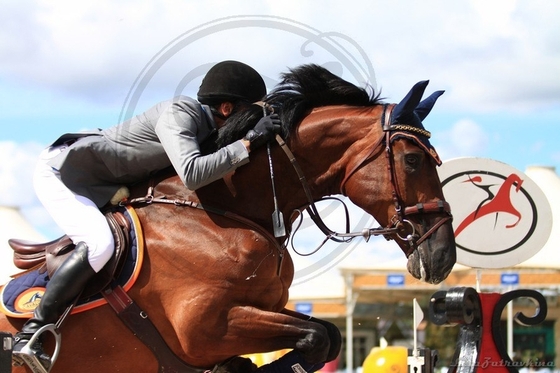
xmin=455 ymin=173 xmax=523 ymax=237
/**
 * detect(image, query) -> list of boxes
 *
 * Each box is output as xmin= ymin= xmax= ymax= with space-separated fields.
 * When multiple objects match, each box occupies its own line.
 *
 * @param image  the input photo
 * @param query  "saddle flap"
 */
xmin=10 ymin=237 xmax=73 ymax=270
xmin=9 ymin=236 xmax=73 ymax=256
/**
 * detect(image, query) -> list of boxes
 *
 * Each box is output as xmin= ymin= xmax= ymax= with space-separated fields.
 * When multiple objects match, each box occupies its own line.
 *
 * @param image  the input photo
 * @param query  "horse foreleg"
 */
xmin=280 ymin=308 xmax=342 ymax=362
xmin=211 ymin=306 xmax=332 ymax=365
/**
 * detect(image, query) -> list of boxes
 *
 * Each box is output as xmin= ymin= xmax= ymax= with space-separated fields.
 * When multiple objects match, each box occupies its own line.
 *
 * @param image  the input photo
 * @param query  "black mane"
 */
xmin=203 ymin=64 xmax=381 ymax=152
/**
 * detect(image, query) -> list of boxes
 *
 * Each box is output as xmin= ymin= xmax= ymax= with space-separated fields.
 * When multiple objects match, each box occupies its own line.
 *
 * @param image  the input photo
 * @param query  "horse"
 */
xmin=1 ymin=64 xmax=456 ymax=372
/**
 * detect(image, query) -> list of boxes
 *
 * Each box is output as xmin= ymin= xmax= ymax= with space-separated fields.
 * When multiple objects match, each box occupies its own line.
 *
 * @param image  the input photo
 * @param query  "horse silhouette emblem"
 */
xmin=455 ymin=173 xmax=523 ymax=237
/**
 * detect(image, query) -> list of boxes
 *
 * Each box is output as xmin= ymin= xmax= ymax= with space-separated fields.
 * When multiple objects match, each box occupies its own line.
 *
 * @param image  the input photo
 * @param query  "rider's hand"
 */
xmin=243 ymin=114 xmax=281 ymax=150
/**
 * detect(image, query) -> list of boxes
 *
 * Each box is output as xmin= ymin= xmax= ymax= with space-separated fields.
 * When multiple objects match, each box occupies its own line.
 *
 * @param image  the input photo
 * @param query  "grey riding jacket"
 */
xmin=47 ymin=96 xmax=249 ymax=207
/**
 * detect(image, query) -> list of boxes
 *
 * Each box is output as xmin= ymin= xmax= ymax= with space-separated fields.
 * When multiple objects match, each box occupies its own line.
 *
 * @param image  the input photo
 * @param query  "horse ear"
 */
xmin=392 ymin=80 xmax=429 ymax=124
xmin=415 ymin=90 xmax=445 ymax=121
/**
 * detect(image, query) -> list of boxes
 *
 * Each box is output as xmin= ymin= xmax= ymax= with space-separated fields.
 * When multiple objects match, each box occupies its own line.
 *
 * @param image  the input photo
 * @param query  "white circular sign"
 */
xmin=438 ymin=157 xmax=553 ymax=268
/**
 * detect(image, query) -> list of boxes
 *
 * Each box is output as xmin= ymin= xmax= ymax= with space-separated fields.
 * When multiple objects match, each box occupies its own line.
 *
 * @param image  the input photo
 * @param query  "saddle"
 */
xmin=8 ymin=210 xmax=131 ymax=299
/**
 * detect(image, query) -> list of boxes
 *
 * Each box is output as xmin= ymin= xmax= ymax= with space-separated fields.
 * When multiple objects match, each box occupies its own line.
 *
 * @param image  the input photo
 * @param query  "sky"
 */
xmin=0 ymin=0 xmax=559 ymax=296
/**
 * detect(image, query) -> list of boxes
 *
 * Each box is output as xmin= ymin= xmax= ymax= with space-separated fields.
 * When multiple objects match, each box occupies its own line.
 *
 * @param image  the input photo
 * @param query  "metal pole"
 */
xmin=345 ymin=273 xmax=354 ymax=373
xmin=507 ymin=285 xmax=513 ymax=357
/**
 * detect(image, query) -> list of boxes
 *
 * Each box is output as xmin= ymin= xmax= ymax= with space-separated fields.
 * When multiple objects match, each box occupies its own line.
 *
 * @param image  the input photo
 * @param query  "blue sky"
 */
xmin=1 ymin=0 xmax=559 ymax=293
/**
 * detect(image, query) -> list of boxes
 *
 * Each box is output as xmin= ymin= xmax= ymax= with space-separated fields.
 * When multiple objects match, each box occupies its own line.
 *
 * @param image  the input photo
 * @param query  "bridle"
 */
xmin=279 ymin=103 xmax=452 ymax=258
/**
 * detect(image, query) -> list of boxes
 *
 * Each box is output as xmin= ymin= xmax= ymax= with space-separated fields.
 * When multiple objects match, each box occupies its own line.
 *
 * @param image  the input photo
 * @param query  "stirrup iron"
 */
xmin=12 ymin=324 xmax=61 ymax=373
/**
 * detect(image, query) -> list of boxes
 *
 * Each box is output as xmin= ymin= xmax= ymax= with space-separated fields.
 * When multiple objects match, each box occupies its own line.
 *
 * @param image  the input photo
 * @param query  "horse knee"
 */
xmin=309 ymin=317 xmax=341 ymax=362
xmin=295 ymin=323 xmax=331 ymax=364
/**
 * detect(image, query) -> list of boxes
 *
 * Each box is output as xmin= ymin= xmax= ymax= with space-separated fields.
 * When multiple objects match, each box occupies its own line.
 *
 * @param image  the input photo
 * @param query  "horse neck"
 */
xmin=288 ymin=105 xmax=384 ymax=194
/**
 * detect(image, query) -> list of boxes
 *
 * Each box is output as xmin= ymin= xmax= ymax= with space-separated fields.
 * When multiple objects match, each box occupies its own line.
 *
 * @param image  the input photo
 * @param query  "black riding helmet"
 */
xmin=197 ymin=61 xmax=266 ymax=105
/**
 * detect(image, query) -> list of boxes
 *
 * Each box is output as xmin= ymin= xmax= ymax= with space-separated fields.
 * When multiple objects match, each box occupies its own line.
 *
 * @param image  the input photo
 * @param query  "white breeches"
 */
xmin=33 ymin=146 xmax=115 ymax=273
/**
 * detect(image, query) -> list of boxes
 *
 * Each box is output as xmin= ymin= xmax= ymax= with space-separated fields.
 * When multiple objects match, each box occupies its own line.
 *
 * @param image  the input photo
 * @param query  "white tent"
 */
xmin=0 ymin=206 xmax=46 ymax=284
xmin=516 ymin=166 xmax=560 ymax=268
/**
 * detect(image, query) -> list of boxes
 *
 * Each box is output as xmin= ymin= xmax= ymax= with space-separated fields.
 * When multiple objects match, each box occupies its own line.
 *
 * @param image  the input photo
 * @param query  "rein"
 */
xmin=274 ymin=135 xmax=400 ymax=244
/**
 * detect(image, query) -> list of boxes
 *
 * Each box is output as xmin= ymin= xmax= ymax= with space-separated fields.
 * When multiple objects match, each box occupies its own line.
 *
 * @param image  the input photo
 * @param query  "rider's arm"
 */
xmin=155 ymin=100 xmax=249 ymax=190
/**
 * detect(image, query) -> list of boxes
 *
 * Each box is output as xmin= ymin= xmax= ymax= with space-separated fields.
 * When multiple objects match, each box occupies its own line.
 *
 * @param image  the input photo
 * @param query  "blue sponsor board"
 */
xmin=501 ymin=273 xmax=519 ymax=286
xmin=295 ymin=302 xmax=313 ymax=314
xmin=387 ymin=274 xmax=405 ymax=286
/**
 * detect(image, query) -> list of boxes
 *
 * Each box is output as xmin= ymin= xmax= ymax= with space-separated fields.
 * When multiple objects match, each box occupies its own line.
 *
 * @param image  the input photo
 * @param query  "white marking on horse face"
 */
xmin=419 ymin=257 xmax=427 ymax=282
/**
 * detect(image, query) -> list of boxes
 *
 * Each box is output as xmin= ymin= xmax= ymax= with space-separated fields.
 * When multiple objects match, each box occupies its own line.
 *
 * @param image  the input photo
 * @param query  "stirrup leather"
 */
xmin=12 ymin=324 xmax=61 ymax=373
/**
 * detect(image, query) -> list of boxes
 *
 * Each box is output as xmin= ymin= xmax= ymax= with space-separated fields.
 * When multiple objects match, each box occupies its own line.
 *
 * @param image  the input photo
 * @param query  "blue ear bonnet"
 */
xmin=390 ymin=80 xmax=444 ymax=165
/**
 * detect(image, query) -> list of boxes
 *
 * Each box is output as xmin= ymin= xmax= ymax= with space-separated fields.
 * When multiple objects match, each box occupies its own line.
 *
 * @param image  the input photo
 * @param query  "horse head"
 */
xmin=335 ymin=80 xmax=456 ymax=284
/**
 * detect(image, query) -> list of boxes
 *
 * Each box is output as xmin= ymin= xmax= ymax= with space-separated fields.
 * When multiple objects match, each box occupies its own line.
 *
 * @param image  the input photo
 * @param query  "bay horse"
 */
xmin=1 ymin=64 xmax=455 ymax=372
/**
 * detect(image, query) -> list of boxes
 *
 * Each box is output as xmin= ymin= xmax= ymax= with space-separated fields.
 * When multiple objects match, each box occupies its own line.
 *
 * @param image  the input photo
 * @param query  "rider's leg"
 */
xmin=13 ymin=146 xmax=114 ymax=365
xmin=14 ymin=243 xmax=96 ymax=354
xmin=31 ymin=146 xmax=115 ymax=273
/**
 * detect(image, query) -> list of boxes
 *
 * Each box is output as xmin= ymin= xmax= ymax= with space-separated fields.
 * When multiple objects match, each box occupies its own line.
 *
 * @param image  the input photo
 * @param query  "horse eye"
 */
xmin=405 ymin=154 xmax=421 ymax=169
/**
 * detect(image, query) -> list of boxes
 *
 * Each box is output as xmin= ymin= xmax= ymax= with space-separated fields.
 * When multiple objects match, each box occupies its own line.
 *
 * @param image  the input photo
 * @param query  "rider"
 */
xmin=12 ymin=60 xmax=281 ymax=368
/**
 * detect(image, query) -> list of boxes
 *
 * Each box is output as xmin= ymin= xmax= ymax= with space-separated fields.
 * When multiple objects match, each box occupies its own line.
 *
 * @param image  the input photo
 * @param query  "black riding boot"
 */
xmin=13 ymin=242 xmax=96 ymax=368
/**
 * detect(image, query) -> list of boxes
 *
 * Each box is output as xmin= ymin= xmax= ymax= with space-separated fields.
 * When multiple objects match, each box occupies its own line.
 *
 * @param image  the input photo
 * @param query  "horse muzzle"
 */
xmin=389 ymin=201 xmax=455 ymax=284
xmin=405 ymin=217 xmax=456 ymax=284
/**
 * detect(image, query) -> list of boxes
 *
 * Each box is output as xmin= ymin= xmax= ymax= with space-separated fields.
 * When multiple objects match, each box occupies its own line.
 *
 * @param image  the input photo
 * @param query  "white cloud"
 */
xmin=435 ymin=119 xmax=489 ymax=161
xmin=0 ymin=141 xmax=43 ymax=206
xmin=0 ymin=141 xmax=61 ymax=238
xmin=1 ymin=1 xmax=559 ymax=112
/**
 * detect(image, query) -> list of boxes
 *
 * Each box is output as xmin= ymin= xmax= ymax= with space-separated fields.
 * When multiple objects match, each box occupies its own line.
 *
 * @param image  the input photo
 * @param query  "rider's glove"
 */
xmin=244 ymin=114 xmax=281 ymax=150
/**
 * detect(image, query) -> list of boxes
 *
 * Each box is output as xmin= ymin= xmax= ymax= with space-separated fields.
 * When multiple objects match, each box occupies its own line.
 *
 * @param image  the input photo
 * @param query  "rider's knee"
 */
xmin=84 ymin=234 xmax=115 ymax=272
